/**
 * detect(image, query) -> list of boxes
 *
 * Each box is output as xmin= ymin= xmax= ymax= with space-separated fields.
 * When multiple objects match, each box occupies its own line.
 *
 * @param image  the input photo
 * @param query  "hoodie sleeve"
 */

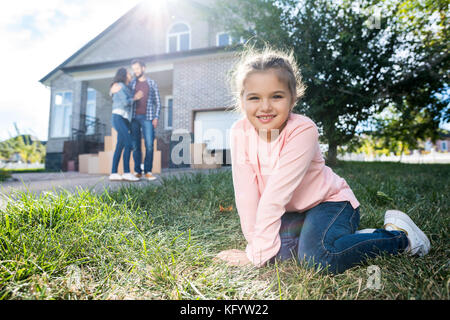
xmin=230 ymin=121 xmax=261 ymax=248
xmin=246 ymin=123 xmax=319 ymax=267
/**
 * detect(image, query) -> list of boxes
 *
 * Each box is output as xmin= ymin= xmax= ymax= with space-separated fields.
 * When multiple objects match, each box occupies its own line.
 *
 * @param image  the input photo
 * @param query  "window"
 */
xmin=51 ymin=91 xmax=73 ymax=138
xmin=85 ymin=88 xmax=96 ymax=135
xmin=442 ymin=141 xmax=448 ymax=152
xmin=165 ymin=96 xmax=173 ymax=130
xmin=167 ymin=23 xmax=190 ymax=53
xmin=216 ymin=32 xmax=245 ymax=46
xmin=217 ymin=32 xmax=231 ymax=46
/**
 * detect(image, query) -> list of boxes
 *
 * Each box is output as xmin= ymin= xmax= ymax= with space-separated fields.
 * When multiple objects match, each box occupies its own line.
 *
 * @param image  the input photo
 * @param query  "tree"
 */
xmin=211 ymin=0 xmax=449 ymax=165
xmin=379 ymin=0 xmax=449 ymax=145
xmin=0 ymin=124 xmax=46 ymax=164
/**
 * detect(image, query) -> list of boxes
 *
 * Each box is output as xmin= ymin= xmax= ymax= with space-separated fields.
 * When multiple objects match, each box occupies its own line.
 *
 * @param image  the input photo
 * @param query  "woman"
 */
xmin=109 ymin=68 xmax=143 ymax=181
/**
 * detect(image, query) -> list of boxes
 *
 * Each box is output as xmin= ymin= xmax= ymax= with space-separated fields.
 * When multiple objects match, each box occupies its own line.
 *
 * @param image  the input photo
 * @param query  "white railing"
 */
xmin=338 ymin=150 xmax=450 ymax=164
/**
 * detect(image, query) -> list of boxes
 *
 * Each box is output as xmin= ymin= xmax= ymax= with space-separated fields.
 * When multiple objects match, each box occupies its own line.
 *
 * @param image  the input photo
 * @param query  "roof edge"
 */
xmin=60 ymin=45 xmax=240 ymax=74
xmin=39 ymin=2 xmax=144 ymax=85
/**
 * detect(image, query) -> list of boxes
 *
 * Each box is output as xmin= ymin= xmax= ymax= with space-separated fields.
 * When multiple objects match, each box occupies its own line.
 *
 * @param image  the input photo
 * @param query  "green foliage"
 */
xmin=0 ymin=135 xmax=46 ymax=164
xmin=0 ymin=170 xmax=12 ymax=182
xmin=370 ymin=104 xmax=443 ymax=154
xmin=211 ymin=0 xmax=449 ymax=165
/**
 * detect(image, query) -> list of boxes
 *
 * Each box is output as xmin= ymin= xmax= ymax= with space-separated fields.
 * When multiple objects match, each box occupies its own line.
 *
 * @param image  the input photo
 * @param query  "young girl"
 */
xmin=109 ymin=68 xmax=142 ymax=182
xmin=215 ymin=47 xmax=431 ymax=274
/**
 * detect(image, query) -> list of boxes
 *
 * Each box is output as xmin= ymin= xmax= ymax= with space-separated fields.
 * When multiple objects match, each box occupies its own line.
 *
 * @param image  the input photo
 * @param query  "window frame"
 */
xmin=216 ymin=32 xmax=245 ymax=46
xmin=50 ymin=90 xmax=73 ymax=138
xmin=85 ymin=88 xmax=97 ymax=135
xmin=164 ymin=95 xmax=174 ymax=130
xmin=167 ymin=22 xmax=191 ymax=53
xmin=216 ymin=32 xmax=232 ymax=46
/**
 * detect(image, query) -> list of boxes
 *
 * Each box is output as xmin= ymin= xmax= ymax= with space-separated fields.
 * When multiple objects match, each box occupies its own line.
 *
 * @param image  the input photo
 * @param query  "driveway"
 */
xmin=0 ymin=167 xmax=231 ymax=198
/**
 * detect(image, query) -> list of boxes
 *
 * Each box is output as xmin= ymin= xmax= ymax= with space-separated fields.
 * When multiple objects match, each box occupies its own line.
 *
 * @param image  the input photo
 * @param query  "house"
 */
xmin=424 ymin=131 xmax=450 ymax=153
xmin=39 ymin=0 xmax=244 ymax=171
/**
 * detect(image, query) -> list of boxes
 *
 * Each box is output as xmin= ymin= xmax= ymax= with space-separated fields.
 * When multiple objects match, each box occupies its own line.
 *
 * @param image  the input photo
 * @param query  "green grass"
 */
xmin=0 ymin=167 xmax=46 ymax=183
xmin=0 ymin=162 xmax=448 ymax=299
xmin=1 ymin=168 xmax=46 ymax=174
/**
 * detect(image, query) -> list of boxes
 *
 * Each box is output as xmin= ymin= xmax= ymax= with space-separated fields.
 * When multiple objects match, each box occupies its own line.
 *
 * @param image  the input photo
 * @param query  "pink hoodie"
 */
xmin=230 ymin=112 xmax=360 ymax=267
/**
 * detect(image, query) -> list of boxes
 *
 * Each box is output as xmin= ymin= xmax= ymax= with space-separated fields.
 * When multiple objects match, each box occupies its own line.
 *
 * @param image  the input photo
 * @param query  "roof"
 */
xmin=39 ymin=0 xmax=215 ymax=85
xmin=39 ymin=3 xmax=143 ymax=85
xmin=60 ymin=45 xmax=238 ymax=74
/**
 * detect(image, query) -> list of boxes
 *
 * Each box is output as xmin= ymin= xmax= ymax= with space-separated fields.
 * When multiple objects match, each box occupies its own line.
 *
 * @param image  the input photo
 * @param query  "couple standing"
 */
xmin=109 ymin=59 xmax=161 ymax=182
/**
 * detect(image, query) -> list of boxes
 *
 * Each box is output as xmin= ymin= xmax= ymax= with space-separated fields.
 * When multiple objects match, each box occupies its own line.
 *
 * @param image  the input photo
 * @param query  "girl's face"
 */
xmin=241 ymin=69 xmax=294 ymax=140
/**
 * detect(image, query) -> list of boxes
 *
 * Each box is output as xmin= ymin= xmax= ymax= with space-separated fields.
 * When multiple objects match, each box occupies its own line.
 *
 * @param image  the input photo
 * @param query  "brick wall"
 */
xmin=172 ymin=53 xmax=236 ymax=132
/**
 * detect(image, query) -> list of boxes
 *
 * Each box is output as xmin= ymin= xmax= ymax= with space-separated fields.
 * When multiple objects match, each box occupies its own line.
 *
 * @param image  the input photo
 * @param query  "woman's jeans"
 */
xmin=111 ymin=114 xmax=133 ymax=174
xmin=274 ymin=201 xmax=409 ymax=274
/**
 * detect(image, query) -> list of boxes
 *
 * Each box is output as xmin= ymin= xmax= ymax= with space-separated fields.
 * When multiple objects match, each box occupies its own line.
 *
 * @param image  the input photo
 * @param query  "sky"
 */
xmin=0 ymin=0 xmax=141 ymax=141
xmin=0 ymin=0 xmax=448 ymax=142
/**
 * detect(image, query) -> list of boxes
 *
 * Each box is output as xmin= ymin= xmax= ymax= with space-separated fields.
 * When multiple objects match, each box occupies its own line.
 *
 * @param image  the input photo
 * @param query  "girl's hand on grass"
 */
xmin=214 ymin=249 xmax=252 ymax=267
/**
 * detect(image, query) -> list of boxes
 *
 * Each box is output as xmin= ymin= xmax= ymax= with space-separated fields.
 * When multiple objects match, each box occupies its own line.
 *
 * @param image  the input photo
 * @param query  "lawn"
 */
xmin=0 ymin=168 xmax=46 ymax=182
xmin=0 ymin=162 xmax=448 ymax=300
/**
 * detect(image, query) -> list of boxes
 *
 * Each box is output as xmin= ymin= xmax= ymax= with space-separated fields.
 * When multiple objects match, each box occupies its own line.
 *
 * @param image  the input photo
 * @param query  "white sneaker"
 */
xmin=384 ymin=210 xmax=431 ymax=256
xmin=109 ymin=173 xmax=123 ymax=181
xmin=122 ymin=173 xmax=140 ymax=182
xmin=355 ymin=228 xmax=376 ymax=234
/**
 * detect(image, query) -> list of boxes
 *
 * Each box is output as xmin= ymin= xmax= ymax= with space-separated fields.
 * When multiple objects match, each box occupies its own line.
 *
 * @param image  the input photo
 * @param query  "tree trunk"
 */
xmin=399 ymin=143 xmax=405 ymax=163
xmin=327 ymin=141 xmax=338 ymax=167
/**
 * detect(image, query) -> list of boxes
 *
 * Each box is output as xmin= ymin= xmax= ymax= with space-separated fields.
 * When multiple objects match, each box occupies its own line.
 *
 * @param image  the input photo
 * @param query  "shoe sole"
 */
xmin=385 ymin=210 xmax=430 ymax=256
xmin=355 ymin=228 xmax=376 ymax=234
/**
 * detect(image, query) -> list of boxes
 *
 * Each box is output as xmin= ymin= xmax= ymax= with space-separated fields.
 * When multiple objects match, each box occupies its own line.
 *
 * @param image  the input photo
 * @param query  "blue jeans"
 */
xmin=131 ymin=115 xmax=154 ymax=174
xmin=273 ymin=201 xmax=409 ymax=274
xmin=111 ymin=114 xmax=133 ymax=174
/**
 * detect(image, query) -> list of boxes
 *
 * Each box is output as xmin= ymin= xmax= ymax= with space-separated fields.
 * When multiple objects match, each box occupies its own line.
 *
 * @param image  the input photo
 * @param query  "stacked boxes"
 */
xmin=79 ymin=128 xmax=162 ymax=175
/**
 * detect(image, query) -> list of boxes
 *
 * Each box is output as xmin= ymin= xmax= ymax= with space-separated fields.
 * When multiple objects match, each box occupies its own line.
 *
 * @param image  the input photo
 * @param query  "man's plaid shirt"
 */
xmin=130 ymin=77 xmax=162 ymax=121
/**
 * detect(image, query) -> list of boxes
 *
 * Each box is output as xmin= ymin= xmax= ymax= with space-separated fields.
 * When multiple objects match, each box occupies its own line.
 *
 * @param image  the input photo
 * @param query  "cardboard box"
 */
xmin=98 ymin=151 xmax=113 ymax=175
xmin=87 ymin=155 xmax=99 ymax=174
xmin=98 ymin=126 xmax=160 ymax=175
xmin=79 ymin=154 xmax=96 ymax=174
xmin=112 ymin=127 xmax=117 ymax=145
xmin=152 ymin=151 xmax=162 ymax=174
xmin=104 ymin=136 xmax=114 ymax=152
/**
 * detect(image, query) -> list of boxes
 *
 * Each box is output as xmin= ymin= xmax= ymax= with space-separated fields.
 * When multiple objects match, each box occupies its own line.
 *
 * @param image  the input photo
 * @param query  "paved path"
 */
xmin=0 ymin=167 xmax=231 ymax=198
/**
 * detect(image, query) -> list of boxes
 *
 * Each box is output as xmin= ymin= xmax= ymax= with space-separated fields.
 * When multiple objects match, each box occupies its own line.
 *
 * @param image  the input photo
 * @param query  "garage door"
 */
xmin=194 ymin=110 xmax=243 ymax=150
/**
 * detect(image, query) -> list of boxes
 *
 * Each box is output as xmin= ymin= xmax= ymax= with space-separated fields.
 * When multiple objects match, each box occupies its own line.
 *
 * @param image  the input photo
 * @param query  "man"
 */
xmin=112 ymin=59 xmax=162 ymax=181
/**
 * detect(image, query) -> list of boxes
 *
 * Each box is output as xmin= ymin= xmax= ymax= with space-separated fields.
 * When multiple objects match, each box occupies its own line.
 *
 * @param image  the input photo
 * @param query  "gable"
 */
xmin=41 ymin=0 xmax=213 ymax=85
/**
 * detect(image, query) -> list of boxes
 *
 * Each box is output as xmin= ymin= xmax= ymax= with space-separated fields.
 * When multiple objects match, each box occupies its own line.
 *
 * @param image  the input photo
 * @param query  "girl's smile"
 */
xmin=256 ymin=114 xmax=277 ymax=123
